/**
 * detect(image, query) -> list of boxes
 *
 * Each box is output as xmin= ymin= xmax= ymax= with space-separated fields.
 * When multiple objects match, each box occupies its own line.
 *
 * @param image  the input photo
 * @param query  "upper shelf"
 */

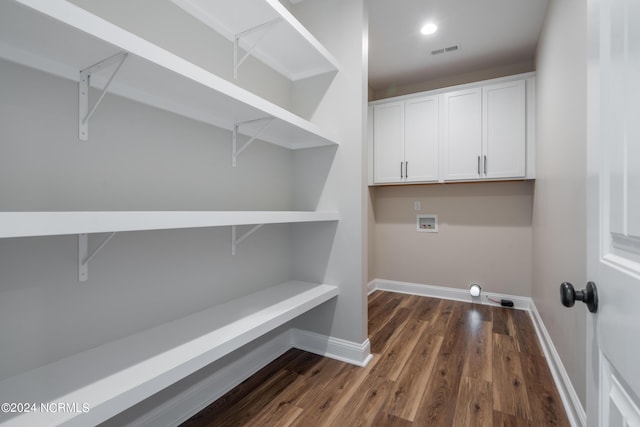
xmin=0 ymin=211 xmax=339 ymax=238
xmin=171 ymin=0 xmax=340 ymax=81
xmin=0 ymin=0 xmax=339 ymax=150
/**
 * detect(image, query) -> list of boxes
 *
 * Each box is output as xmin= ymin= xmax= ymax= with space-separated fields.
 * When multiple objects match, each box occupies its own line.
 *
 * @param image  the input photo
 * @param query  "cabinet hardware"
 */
xmin=484 ymin=155 xmax=487 ymax=174
xmin=405 ymin=161 xmax=408 ymax=179
xmin=400 ymin=162 xmax=404 ymax=179
xmin=477 ymin=156 xmax=481 ymax=175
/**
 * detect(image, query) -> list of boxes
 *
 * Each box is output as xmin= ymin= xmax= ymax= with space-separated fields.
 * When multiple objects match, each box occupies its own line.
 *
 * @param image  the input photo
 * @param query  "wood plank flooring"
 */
xmin=181 ymin=291 xmax=570 ymax=426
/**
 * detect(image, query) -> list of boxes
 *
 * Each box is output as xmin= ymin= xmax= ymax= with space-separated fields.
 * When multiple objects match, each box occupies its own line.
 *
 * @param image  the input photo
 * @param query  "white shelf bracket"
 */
xmin=79 ymin=52 xmax=129 ymax=141
xmin=233 ymin=18 xmax=282 ymax=79
xmin=78 ymin=232 xmax=117 ymax=282
xmin=232 ymin=117 xmax=274 ymax=167
xmin=231 ymin=224 xmax=264 ymax=256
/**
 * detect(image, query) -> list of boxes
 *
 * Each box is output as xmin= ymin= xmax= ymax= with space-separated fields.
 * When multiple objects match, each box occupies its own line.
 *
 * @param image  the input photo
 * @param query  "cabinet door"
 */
xmin=442 ymin=88 xmax=482 ymax=181
xmin=482 ymin=80 xmax=526 ymax=179
xmin=404 ymin=96 xmax=439 ymax=182
xmin=373 ymin=102 xmax=404 ymax=183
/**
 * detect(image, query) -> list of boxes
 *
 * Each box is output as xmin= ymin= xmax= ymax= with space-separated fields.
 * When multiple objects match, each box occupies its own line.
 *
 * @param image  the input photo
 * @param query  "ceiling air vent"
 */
xmin=431 ymin=44 xmax=460 ymax=55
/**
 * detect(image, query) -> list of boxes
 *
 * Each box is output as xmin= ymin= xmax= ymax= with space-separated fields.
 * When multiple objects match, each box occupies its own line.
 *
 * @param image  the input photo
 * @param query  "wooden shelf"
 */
xmin=0 ymin=0 xmax=339 ymax=149
xmin=171 ymin=0 xmax=339 ymax=81
xmin=0 ymin=281 xmax=339 ymax=427
xmin=0 ymin=211 xmax=339 ymax=239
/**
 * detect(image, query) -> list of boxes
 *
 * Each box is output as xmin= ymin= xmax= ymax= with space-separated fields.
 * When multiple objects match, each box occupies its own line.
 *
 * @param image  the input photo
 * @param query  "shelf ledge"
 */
xmin=171 ymin=0 xmax=340 ymax=81
xmin=0 ymin=211 xmax=339 ymax=239
xmin=0 ymin=281 xmax=339 ymax=427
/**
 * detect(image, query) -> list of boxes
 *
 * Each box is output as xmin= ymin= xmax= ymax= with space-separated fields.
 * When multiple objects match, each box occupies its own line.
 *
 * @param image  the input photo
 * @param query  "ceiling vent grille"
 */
xmin=431 ymin=44 xmax=460 ymax=55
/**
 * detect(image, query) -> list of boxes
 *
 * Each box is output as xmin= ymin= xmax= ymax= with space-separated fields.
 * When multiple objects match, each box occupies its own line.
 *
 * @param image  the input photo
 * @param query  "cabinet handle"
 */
xmin=484 ymin=155 xmax=487 ymax=175
xmin=400 ymin=162 xmax=403 ymax=179
xmin=477 ymin=156 xmax=481 ymax=175
xmin=405 ymin=161 xmax=408 ymax=179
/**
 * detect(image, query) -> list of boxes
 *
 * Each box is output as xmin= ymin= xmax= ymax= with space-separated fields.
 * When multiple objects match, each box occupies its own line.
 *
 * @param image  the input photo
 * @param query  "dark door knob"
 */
xmin=560 ymin=281 xmax=598 ymax=313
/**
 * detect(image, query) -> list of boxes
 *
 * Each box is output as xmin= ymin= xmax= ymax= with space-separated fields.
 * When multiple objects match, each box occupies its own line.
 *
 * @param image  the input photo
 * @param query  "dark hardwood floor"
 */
xmin=181 ymin=291 xmax=570 ymax=426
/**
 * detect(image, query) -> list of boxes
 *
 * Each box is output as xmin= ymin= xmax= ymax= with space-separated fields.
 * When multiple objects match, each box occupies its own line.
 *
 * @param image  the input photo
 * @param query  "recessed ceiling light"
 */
xmin=420 ymin=23 xmax=438 ymax=35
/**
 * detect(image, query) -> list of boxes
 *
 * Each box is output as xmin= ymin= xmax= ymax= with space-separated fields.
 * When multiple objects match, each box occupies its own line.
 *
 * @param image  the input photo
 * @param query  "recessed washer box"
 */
xmin=417 ymin=214 xmax=438 ymax=232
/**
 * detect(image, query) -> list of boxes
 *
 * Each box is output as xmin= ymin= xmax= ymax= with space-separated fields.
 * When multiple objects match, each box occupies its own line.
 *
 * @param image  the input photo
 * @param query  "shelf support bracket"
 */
xmin=233 ymin=18 xmax=282 ymax=79
xmin=78 ymin=232 xmax=117 ymax=282
xmin=231 ymin=224 xmax=264 ymax=256
xmin=232 ymin=117 xmax=274 ymax=167
xmin=79 ymin=52 xmax=129 ymax=141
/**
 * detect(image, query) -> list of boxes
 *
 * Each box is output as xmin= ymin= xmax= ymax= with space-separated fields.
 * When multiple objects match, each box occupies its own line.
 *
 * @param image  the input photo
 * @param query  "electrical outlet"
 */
xmin=414 ymin=201 xmax=421 ymax=211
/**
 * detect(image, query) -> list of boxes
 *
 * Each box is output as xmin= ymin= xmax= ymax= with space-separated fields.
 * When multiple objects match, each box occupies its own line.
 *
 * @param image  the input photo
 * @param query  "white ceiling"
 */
xmin=367 ymin=0 xmax=549 ymax=91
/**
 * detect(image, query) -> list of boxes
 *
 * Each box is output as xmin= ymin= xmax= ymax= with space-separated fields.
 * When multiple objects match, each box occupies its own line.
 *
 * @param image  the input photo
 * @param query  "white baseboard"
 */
xmin=371 ymin=278 xmax=531 ymax=310
xmin=292 ymin=329 xmax=373 ymax=367
xmin=370 ymin=278 xmax=585 ymax=427
xmin=529 ymin=301 xmax=586 ymax=427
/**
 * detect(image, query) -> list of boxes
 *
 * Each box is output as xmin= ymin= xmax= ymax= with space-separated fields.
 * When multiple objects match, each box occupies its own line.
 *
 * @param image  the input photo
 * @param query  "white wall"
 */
xmin=289 ymin=0 xmax=368 ymax=345
xmin=533 ymin=0 xmax=587 ymax=408
xmin=68 ymin=0 xmax=293 ymax=110
xmin=372 ymin=182 xmax=533 ymax=296
xmin=0 ymin=59 xmax=295 ymax=380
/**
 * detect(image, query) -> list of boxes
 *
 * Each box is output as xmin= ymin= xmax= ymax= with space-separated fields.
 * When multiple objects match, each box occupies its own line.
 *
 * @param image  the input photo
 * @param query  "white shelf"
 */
xmin=0 ymin=280 xmax=339 ymax=427
xmin=0 ymin=211 xmax=339 ymax=239
xmin=171 ymin=0 xmax=340 ymax=81
xmin=0 ymin=0 xmax=339 ymax=149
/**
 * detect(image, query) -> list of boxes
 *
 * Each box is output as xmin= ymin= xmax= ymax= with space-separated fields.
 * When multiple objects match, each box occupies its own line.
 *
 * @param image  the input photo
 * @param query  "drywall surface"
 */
xmin=290 ymin=0 xmax=368 ymax=345
xmin=371 ymin=59 xmax=535 ymax=101
xmin=373 ymin=181 xmax=533 ymax=297
xmin=533 ymin=0 xmax=587 ymax=407
xmin=0 ymin=59 xmax=294 ymax=379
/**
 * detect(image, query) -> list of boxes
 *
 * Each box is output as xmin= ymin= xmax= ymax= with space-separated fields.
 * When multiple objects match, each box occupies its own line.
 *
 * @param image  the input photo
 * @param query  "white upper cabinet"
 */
xmin=482 ymin=80 xmax=526 ymax=179
xmin=372 ymin=96 xmax=439 ymax=184
xmin=442 ymin=80 xmax=526 ymax=181
xmin=442 ymin=88 xmax=483 ymax=181
xmin=370 ymin=73 xmax=534 ymax=185
xmin=373 ymin=102 xmax=404 ymax=183
xmin=171 ymin=0 xmax=339 ymax=81
xmin=405 ymin=97 xmax=439 ymax=182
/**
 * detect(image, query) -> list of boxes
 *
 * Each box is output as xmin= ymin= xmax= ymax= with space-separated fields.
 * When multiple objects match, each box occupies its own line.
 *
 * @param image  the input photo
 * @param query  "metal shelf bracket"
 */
xmin=233 ymin=18 xmax=282 ymax=79
xmin=232 ymin=117 xmax=274 ymax=167
xmin=79 ymin=52 xmax=128 ymax=141
xmin=231 ymin=224 xmax=264 ymax=255
xmin=78 ymin=232 xmax=117 ymax=282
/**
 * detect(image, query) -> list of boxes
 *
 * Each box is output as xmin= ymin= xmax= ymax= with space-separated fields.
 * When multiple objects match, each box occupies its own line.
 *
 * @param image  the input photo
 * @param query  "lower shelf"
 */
xmin=0 ymin=281 xmax=338 ymax=427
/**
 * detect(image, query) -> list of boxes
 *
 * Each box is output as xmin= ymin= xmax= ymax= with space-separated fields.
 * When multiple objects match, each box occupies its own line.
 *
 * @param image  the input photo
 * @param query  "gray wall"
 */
xmin=371 ymin=60 xmax=535 ymax=101
xmin=372 ymin=182 xmax=533 ymax=297
xmin=0 ymin=58 xmax=294 ymax=380
xmin=290 ymin=0 xmax=368 ymax=344
xmin=533 ymin=0 xmax=587 ymax=408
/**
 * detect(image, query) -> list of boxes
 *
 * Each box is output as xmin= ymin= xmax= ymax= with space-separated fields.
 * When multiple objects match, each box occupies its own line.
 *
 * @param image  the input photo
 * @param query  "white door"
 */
xmin=587 ymin=0 xmax=640 ymax=424
xmin=373 ymin=102 xmax=404 ymax=184
xmin=442 ymin=88 xmax=482 ymax=181
xmin=482 ymin=80 xmax=526 ymax=179
xmin=404 ymin=96 xmax=439 ymax=183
